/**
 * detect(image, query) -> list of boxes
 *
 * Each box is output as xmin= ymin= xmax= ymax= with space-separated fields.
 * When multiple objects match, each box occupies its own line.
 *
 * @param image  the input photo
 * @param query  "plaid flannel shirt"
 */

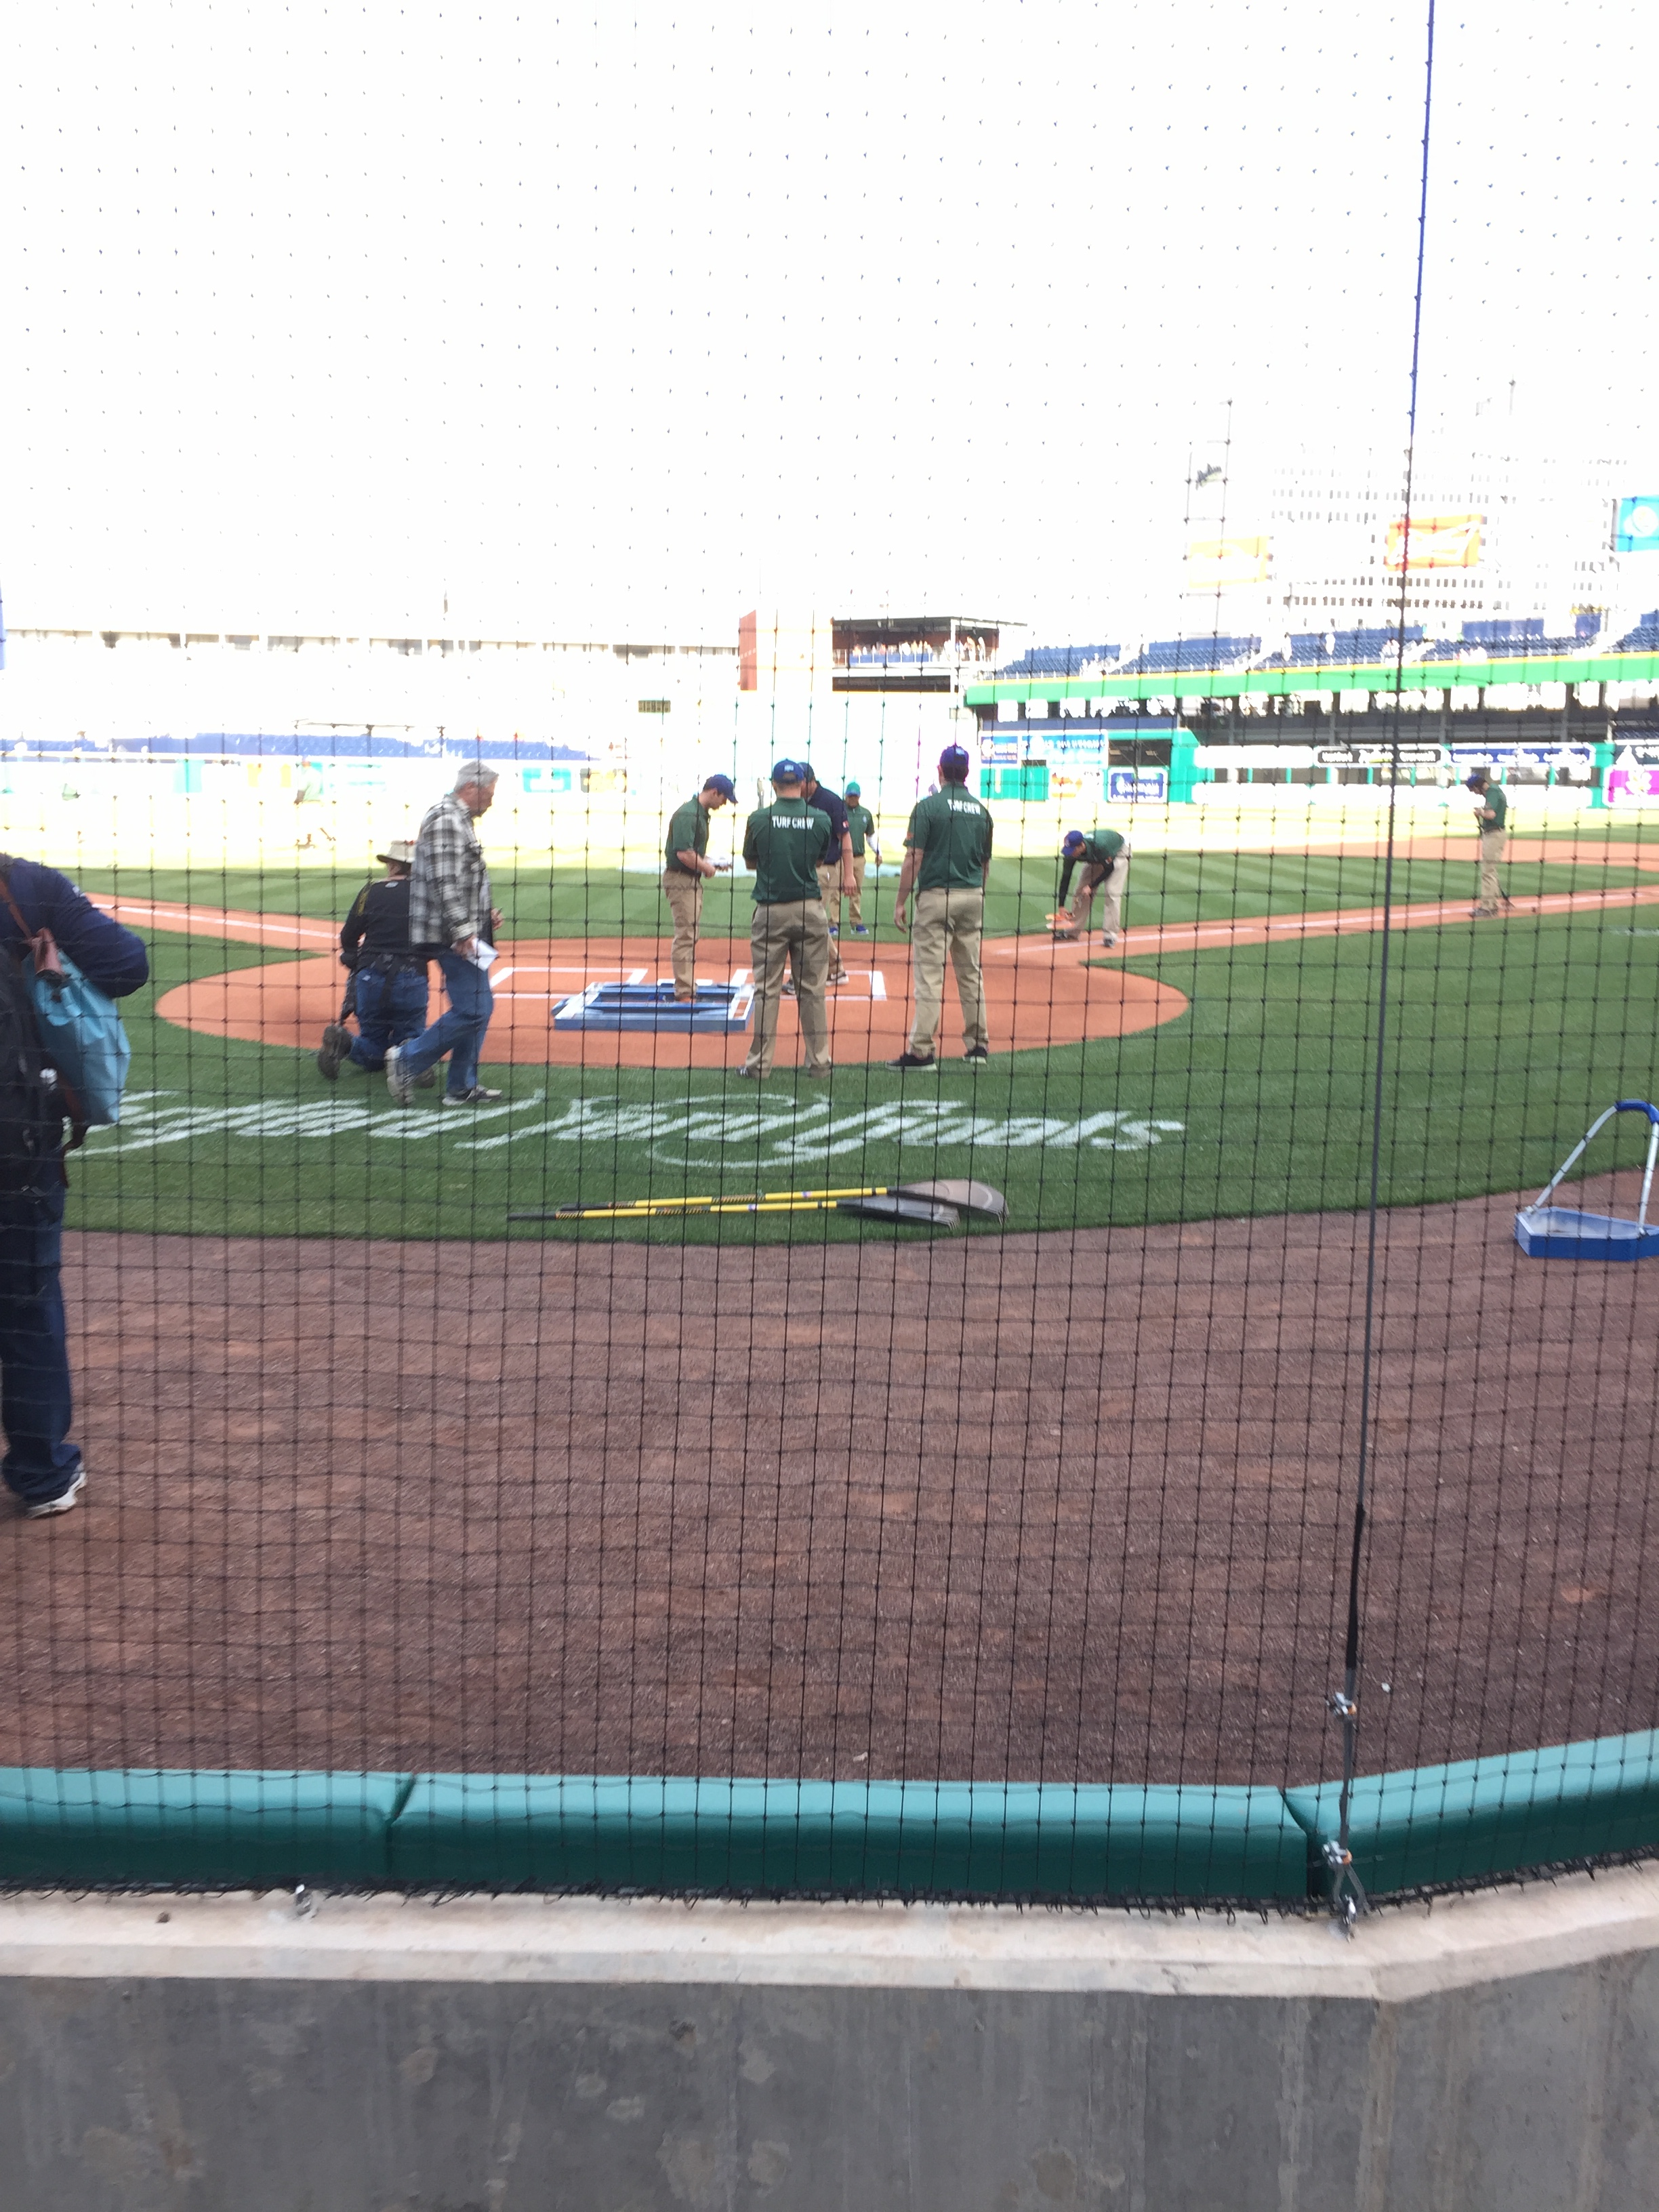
xmin=408 ymin=793 xmax=491 ymax=949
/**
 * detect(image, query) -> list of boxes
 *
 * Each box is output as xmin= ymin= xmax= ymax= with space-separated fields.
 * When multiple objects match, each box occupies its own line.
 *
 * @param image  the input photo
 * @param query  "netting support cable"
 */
xmin=1330 ymin=0 xmax=1439 ymax=1930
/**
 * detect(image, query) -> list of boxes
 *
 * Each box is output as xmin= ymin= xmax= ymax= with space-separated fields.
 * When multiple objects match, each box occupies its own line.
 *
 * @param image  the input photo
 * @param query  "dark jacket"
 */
xmin=340 ymin=876 xmax=427 ymax=964
xmin=0 ymin=858 xmax=150 ymax=998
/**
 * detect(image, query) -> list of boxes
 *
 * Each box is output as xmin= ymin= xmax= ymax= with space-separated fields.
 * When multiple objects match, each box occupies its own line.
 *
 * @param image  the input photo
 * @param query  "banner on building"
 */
xmin=1185 ymin=536 xmax=1270 ymax=590
xmin=1614 ymin=498 xmax=1659 ymax=555
xmin=1384 ymin=512 xmax=1483 ymax=571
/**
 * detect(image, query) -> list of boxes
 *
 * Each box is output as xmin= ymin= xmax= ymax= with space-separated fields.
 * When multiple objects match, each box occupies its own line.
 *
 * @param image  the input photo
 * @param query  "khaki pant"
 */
xmin=907 ymin=885 xmax=988 ymax=1056
xmin=1475 ymin=829 xmax=1506 ymax=916
xmin=1069 ymin=842 xmax=1131 ymax=937
xmin=815 ymin=866 xmax=850 ymax=972
xmin=744 ymin=901 xmax=832 ymax=1076
xmin=661 ymin=869 xmax=703 ymax=994
xmin=846 ymin=853 xmax=867 ymax=928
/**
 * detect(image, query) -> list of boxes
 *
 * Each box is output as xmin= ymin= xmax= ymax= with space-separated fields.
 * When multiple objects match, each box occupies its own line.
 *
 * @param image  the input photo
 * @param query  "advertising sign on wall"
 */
xmin=1384 ymin=512 xmax=1483 ymax=570
xmin=1614 ymin=498 xmax=1659 ymax=555
xmin=1185 ymin=536 xmax=1271 ymax=590
xmin=1107 ymin=767 xmax=1169 ymax=802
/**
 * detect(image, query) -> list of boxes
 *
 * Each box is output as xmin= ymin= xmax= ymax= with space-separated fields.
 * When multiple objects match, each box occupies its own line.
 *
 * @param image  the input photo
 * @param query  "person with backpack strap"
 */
xmin=0 ymin=859 xmax=147 ymax=1517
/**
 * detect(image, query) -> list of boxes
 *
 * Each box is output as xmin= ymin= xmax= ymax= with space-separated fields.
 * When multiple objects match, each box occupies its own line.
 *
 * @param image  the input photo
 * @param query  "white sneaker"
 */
xmin=1101 ymin=931 xmax=1118 ymax=949
xmin=441 ymin=1086 xmax=504 ymax=1106
xmin=386 ymin=1044 xmax=415 ymax=1107
xmin=25 ymin=1467 xmax=85 ymax=1518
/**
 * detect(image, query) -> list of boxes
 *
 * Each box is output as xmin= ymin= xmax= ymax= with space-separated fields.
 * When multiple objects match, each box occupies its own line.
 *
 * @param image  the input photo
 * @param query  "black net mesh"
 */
xmin=3 ymin=1 xmax=1657 ymax=1904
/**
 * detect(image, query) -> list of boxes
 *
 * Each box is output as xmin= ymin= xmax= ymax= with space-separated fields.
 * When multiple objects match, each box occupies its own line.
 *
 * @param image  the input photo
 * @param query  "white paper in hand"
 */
xmin=470 ymin=941 xmax=498 ymax=970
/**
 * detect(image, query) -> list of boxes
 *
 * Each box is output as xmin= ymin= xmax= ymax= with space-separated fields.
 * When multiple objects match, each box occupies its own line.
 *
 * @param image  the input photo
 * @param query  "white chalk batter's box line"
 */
xmin=91 ymin=1093 xmax=1183 ymax=1160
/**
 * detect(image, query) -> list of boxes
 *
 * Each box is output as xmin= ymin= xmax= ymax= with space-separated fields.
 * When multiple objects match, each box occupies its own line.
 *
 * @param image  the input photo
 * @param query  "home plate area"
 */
xmin=154 ymin=930 xmax=1189 ymax=1069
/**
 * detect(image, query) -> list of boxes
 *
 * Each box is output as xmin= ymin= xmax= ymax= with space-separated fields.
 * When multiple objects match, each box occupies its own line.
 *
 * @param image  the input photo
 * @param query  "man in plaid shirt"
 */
xmin=386 ymin=764 xmax=506 ymax=1106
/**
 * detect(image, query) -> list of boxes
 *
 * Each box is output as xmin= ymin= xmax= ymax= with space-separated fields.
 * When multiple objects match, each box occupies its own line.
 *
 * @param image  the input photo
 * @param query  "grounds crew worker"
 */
xmin=843 ymin=781 xmax=882 ymax=936
xmin=317 ymin=840 xmax=436 ymax=1082
xmin=661 ymin=773 xmax=737 ymax=1000
xmin=1468 ymin=768 xmax=1508 ymax=918
xmin=798 ymin=763 xmax=857 ymax=979
xmin=739 ymin=760 xmax=834 ymax=1081
xmin=888 ymin=742 xmax=994 ymax=1070
xmin=1050 ymin=826 xmax=1130 ymax=947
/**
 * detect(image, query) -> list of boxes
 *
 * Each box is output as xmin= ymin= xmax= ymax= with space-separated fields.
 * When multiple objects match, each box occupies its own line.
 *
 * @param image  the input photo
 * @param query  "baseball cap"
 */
xmin=1061 ymin=830 xmax=1087 ymax=856
xmin=375 ymin=840 xmax=416 ymax=866
xmin=703 ymin=773 xmax=737 ymax=800
xmin=939 ymin=743 xmax=972 ymax=778
xmin=771 ymin=756 xmax=803 ymax=782
xmin=845 ymin=779 xmax=861 ymax=796
xmin=1465 ymin=770 xmax=1488 ymax=787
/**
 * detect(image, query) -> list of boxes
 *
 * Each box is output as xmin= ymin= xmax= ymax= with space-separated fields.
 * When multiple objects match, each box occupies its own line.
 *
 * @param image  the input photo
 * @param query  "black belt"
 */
xmin=357 ymin=951 xmax=427 ymax=977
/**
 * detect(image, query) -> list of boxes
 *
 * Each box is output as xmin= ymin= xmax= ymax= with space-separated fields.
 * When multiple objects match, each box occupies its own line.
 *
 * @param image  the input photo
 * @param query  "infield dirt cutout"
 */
xmin=123 ymin=903 xmax=1188 ymax=1067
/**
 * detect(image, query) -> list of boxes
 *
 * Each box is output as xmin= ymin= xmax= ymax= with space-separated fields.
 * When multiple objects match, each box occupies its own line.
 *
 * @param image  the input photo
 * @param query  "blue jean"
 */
xmin=0 ymin=1183 xmax=79 ymax=1505
xmin=348 ymin=964 xmax=430 ymax=1070
xmin=398 ymin=949 xmax=495 ymax=1095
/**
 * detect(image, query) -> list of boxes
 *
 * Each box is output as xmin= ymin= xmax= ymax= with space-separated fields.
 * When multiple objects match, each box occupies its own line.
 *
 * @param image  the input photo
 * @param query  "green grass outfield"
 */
xmin=65 ymin=851 xmax=1659 ymax=1245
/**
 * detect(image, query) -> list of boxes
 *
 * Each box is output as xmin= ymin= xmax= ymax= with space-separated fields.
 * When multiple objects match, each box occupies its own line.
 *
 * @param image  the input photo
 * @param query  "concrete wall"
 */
xmin=1 ymin=1866 xmax=1657 ymax=2209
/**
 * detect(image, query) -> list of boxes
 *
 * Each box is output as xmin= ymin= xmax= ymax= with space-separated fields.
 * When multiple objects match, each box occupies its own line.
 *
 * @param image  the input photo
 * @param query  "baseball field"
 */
xmin=5 ymin=802 xmax=1656 ymax=1796
xmin=62 ymin=823 xmax=1659 ymax=1243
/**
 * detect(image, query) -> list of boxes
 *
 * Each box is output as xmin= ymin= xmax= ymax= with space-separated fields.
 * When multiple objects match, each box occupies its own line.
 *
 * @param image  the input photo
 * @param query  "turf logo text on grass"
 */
xmin=90 ymin=1092 xmax=1185 ymax=1164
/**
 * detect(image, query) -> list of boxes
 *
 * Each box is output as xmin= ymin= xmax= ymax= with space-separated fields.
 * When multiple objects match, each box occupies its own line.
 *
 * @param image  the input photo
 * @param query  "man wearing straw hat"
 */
xmin=317 ymin=840 xmax=436 ymax=1081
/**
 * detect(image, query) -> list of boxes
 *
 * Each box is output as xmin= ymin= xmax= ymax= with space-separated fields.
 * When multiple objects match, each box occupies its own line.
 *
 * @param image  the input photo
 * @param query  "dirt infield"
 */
xmin=148 ymin=929 xmax=1187 ymax=1068
xmin=7 ymin=1173 xmax=1655 ymax=1788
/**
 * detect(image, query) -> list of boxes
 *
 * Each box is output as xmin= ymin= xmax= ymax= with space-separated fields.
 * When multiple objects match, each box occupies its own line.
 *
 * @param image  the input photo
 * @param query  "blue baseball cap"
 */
xmin=703 ymin=773 xmax=737 ymax=800
xmin=771 ymin=757 xmax=803 ymax=782
xmin=1062 ymin=830 xmax=1087 ymax=855
xmin=939 ymin=744 xmax=971 ymax=779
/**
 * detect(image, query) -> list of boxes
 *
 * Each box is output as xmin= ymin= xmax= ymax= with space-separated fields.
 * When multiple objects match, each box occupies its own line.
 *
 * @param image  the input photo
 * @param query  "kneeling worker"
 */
xmin=889 ymin=742 xmax=994 ymax=1070
xmin=662 ymin=773 xmax=737 ymax=1000
xmin=739 ymin=760 xmax=834 ymax=1080
xmin=318 ymin=841 xmax=434 ymax=1081
xmin=1051 ymin=825 xmax=1130 ymax=947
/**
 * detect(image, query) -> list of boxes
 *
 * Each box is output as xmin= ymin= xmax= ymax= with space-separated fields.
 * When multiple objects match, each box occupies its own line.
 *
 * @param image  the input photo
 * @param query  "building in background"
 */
xmin=1183 ymin=445 xmax=1631 ymax=651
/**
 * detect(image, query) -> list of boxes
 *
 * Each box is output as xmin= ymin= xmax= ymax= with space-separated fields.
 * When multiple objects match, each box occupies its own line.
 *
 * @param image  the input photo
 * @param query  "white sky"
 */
xmin=5 ymin=0 xmax=1656 ymax=643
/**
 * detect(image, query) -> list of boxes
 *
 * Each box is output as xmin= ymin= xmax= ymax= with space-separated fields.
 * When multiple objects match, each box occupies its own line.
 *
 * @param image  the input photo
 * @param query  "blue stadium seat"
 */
xmin=995 ymin=643 xmax=1119 ymax=678
xmin=1113 ymin=635 xmax=1258 ymax=676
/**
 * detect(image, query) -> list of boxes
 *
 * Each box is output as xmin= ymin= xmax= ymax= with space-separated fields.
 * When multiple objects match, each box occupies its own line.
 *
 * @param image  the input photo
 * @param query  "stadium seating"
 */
xmin=1422 ymin=635 xmax=1599 ymax=662
xmin=1113 ymin=636 xmax=1258 ymax=676
xmin=995 ymin=644 xmax=1119 ymax=677
xmin=1616 ymin=615 xmax=1659 ymax=652
xmin=1255 ymin=627 xmax=1421 ymax=670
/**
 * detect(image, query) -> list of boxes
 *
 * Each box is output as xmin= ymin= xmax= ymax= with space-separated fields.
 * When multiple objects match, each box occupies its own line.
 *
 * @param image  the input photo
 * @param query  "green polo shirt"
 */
xmin=743 ymin=796 xmax=832 ymax=903
xmin=1477 ymin=786 xmax=1508 ymax=833
xmin=846 ymin=803 xmax=876 ymax=858
xmin=904 ymin=785 xmax=994 ymax=893
xmin=665 ymin=796 xmax=710 ymax=876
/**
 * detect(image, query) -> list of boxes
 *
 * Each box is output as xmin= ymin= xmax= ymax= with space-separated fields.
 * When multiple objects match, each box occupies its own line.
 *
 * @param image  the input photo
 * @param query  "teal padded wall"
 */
xmin=1286 ymin=1728 xmax=1659 ymax=1896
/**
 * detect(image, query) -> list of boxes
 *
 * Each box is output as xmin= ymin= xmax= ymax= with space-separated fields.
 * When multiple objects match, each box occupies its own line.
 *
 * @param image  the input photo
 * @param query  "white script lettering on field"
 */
xmin=91 ymin=1092 xmax=1183 ymax=1163
xmin=459 ymin=1097 xmax=1185 ymax=1164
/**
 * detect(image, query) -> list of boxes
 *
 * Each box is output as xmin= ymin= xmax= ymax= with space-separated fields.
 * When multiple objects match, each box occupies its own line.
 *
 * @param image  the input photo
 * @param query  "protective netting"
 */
xmin=3 ymin=1 xmax=1658 ymax=1902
